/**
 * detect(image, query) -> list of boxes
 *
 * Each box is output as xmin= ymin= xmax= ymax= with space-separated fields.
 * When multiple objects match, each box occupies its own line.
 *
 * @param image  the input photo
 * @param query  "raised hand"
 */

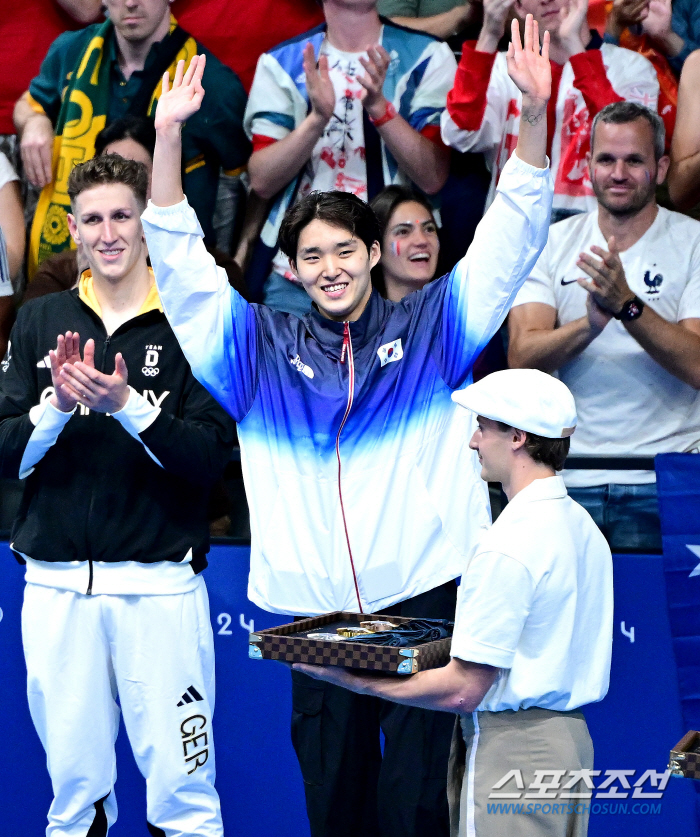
xmin=558 ymin=0 xmax=589 ymax=58
xmin=303 ymin=43 xmax=335 ymax=126
xmin=49 ymin=332 xmax=83 ymax=412
xmin=358 ymin=45 xmax=392 ymax=120
xmin=154 ymin=55 xmax=206 ymax=134
xmin=59 ymin=341 xmax=129 ymax=414
xmin=506 ymin=15 xmax=551 ymax=105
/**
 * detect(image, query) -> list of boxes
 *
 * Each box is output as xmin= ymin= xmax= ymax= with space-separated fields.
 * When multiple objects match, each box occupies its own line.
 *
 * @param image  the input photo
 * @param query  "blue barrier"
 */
xmin=1 ymin=542 xmax=697 ymax=836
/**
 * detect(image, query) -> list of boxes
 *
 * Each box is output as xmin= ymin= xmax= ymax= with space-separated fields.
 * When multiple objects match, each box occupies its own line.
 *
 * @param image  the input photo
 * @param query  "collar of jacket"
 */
xmin=302 ymin=289 xmax=391 ymax=358
xmin=78 ymin=268 xmax=164 ymax=319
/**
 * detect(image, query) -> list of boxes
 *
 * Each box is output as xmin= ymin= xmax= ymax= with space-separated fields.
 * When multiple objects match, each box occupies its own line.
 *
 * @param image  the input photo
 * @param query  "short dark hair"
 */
xmin=591 ymin=101 xmax=666 ymax=162
xmin=67 ymin=153 xmax=149 ymax=209
xmin=496 ymin=421 xmax=570 ymax=471
xmin=94 ymin=115 xmax=156 ymax=159
xmin=278 ymin=191 xmax=380 ymax=262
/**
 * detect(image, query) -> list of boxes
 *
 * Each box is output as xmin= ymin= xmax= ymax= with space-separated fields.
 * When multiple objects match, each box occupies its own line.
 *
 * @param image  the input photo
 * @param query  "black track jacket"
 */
xmin=0 ymin=288 xmax=236 ymax=573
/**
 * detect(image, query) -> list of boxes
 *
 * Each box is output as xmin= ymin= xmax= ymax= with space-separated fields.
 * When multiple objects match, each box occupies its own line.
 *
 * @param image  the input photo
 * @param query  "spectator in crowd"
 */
xmin=605 ymin=0 xmax=684 ymax=66
xmin=13 ymin=0 xmax=249 ymax=277
xmin=0 ymin=152 xmax=236 ymax=836
xmin=243 ymin=0 xmax=456 ymax=316
xmin=23 ymin=116 xmax=156 ymax=303
xmin=668 ymin=50 xmax=700 ymax=212
xmin=0 ymin=0 xmax=102 ymax=154
xmin=371 ymin=184 xmax=507 ymax=379
xmin=508 ymin=101 xmax=700 ymax=551
xmin=442 ymin=0 xmax=660 ymax=222
xmin=171 ymin=0 xmax=325 ymax=92
xmin=370 ymin=185 xmax=440 ymax=299
xmin=602 ymin=0 xmax=678 ymax=145
xmin=377 ymin=0 xmax=480 ymax=41
xmin=0 ymin=152 xmax=24 ymax=359
xmin=143 ymin=18 xmax=551 ymax=837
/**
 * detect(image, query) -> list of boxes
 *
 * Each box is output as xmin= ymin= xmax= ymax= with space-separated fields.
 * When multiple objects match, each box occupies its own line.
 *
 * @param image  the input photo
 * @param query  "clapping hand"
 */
xmin=56 ymin=338 xmax=130 ymax=415
xmin=49 ymin=331 xmax=84 ymax=412
xmin=154 ymin=55 xmax=206 ymax=135
xmin=303 ymin=43 xmax=336 ymax=126
xmin=506 ymin=15 xmax=551 ymax=105
xmin=577 ymin=237 xmax=634 ymax=315
xmin=358 ymin=45 xmax=392 ymax=120
xmin=558 ymin=0 xmax=590 ymax=57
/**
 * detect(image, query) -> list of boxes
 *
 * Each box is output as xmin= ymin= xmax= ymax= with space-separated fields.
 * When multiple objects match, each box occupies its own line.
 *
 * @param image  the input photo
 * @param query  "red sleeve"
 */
xmin=446 ymin=42 xmax=497 ymax=131
xmin=252 ymin=134 xmax=278 ymax=153
xmin=569 ymin=50 xmax=623 ymax=118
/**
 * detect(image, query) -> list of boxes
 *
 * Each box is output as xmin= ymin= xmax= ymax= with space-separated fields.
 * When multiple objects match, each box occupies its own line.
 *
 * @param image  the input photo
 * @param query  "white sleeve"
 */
xmin=141 ymin=198 xmax=258 ymax=422
xmin=19 ymin=400 xmax=75 ymax=479
xmin=450 ymin=551 xmax=535 ymax=668
xmin=110 ymin=387 xmax=162 ymax=466
xmin=243 ymin=52 xmax=306 ymax=142
xmin=511 ymin=239 xmax=557 ymax=309
xmin=439 ymin=152 xmax=553 ymax=386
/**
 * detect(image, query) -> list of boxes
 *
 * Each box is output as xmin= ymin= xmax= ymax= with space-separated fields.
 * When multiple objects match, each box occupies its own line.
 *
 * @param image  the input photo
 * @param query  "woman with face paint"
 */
xmin=371 ymin=186 xmax=508 ymax=379
xmin=370 ymin=186 xmax=441 ymax=301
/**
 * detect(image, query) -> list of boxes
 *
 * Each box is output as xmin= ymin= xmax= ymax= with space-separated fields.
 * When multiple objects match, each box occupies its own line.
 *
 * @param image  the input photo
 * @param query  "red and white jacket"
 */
xmin=441 ymin=36 xmax=659 ymax=218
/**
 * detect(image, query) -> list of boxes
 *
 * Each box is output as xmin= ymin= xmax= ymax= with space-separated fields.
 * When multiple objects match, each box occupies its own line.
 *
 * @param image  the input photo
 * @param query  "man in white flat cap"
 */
xmin=295 ymin=368 xmax=614 ymax=837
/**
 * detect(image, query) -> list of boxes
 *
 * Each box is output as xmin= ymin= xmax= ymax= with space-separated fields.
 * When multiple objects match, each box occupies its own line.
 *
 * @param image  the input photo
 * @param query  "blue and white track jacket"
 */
xmin=142 ymin=153 xmax=553 ymax=616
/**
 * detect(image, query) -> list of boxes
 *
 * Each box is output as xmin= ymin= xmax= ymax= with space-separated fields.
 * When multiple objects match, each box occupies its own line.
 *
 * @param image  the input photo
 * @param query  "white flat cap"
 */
xmin=452 ymin=369 xmax=577 ymax=438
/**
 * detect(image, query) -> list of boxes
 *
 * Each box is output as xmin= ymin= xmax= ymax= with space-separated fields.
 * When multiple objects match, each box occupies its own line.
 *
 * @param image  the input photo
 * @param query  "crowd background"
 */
xmin=1 ymin=0 xmax=700 ymax=549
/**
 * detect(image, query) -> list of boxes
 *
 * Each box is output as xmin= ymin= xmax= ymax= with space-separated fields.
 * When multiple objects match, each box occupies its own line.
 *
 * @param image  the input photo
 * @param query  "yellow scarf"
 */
xmin=29 ymin=16 xmax=196 ymax=278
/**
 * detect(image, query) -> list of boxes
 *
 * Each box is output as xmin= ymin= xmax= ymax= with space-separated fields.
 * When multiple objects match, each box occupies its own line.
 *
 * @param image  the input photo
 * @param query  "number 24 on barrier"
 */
xmin=217 ymin=612 xmax=254 ymax=635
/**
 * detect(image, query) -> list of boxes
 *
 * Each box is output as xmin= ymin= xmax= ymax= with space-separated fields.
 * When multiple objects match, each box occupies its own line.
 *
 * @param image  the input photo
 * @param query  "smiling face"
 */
xmin=104 ymin=0 xmax=172 ymax=44
xmin=67 ymin=183 xmax=147 ymax=284
xmin=381 ymin=200 xmax=439 ymax=301
xmin=290 ymin=219 xmax=380 ymax=322
xmin=469 ymin=416 xmax=519 ymax=484
xmin=588 ymin=118 xmax=669 ymax=218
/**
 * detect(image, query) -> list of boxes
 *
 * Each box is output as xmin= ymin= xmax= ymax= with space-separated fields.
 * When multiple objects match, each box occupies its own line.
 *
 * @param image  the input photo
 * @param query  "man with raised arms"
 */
xmin=142 ymin=18 xmax=552 ymax=837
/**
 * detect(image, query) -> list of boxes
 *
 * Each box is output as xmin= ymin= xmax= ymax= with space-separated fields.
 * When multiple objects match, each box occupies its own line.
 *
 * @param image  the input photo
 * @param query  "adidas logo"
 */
xmin=177 ymin=685 xmax=204 ymax=707
xmin=36 ymin=354 xmax=51 ymax=369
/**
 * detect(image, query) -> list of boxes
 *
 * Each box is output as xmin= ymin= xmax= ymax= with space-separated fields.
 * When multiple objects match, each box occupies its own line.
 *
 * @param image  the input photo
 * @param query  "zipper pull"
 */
xmin=341 ymin=322 xmax=349 ymax=364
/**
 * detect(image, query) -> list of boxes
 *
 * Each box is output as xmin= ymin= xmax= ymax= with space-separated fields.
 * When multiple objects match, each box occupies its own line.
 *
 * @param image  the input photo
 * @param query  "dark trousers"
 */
xmin=291 ymin=581 xmax=458 ymax=837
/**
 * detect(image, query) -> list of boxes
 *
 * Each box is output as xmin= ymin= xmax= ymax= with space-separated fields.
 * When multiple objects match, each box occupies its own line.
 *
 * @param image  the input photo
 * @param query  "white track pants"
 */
xmin=21 ymin=577 xmax=223 ymax=837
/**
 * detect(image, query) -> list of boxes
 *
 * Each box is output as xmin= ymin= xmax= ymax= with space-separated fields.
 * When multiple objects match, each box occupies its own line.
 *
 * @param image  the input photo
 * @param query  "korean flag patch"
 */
xmin=377 ymin=339 xmax=403 ymax=368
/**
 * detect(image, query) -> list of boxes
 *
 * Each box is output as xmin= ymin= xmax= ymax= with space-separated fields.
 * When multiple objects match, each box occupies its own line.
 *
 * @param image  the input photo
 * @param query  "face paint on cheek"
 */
xmin=391 ymin=241 xmax=400 ymax=257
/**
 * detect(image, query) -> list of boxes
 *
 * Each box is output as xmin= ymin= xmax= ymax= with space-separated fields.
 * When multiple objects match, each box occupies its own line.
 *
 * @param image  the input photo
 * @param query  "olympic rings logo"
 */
xmin=142 ymin=367 xmax=160 ymax=376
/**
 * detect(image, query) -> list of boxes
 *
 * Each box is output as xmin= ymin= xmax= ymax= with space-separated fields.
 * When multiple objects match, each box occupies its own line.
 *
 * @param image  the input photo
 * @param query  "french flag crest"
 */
xmin=377 ymin=338 xmax=403 ymax=368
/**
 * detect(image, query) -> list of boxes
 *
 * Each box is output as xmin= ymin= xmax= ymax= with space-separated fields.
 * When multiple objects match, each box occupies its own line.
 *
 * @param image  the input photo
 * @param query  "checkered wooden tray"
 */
xmin=249 ymin=611 xmax=452 ymax=675
xmin=669 ymin=731 xmax=700 ymax=780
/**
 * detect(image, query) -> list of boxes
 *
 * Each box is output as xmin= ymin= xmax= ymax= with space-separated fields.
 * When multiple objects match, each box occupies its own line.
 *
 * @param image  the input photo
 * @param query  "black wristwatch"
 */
xmin=615 ymin=295 xmax=645 ymax=322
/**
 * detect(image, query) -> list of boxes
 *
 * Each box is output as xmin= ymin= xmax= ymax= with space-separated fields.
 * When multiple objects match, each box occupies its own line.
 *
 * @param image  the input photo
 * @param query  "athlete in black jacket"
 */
xmin=0 ymin=154 xmax=235 ymax=837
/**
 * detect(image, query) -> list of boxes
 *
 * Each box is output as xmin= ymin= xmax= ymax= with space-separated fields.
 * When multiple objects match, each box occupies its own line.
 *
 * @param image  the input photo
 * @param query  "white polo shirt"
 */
xmin=512 ymin=208 xmax=700 ymax=487
xmin=451 ymin=476 xmax=613 ymax=712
